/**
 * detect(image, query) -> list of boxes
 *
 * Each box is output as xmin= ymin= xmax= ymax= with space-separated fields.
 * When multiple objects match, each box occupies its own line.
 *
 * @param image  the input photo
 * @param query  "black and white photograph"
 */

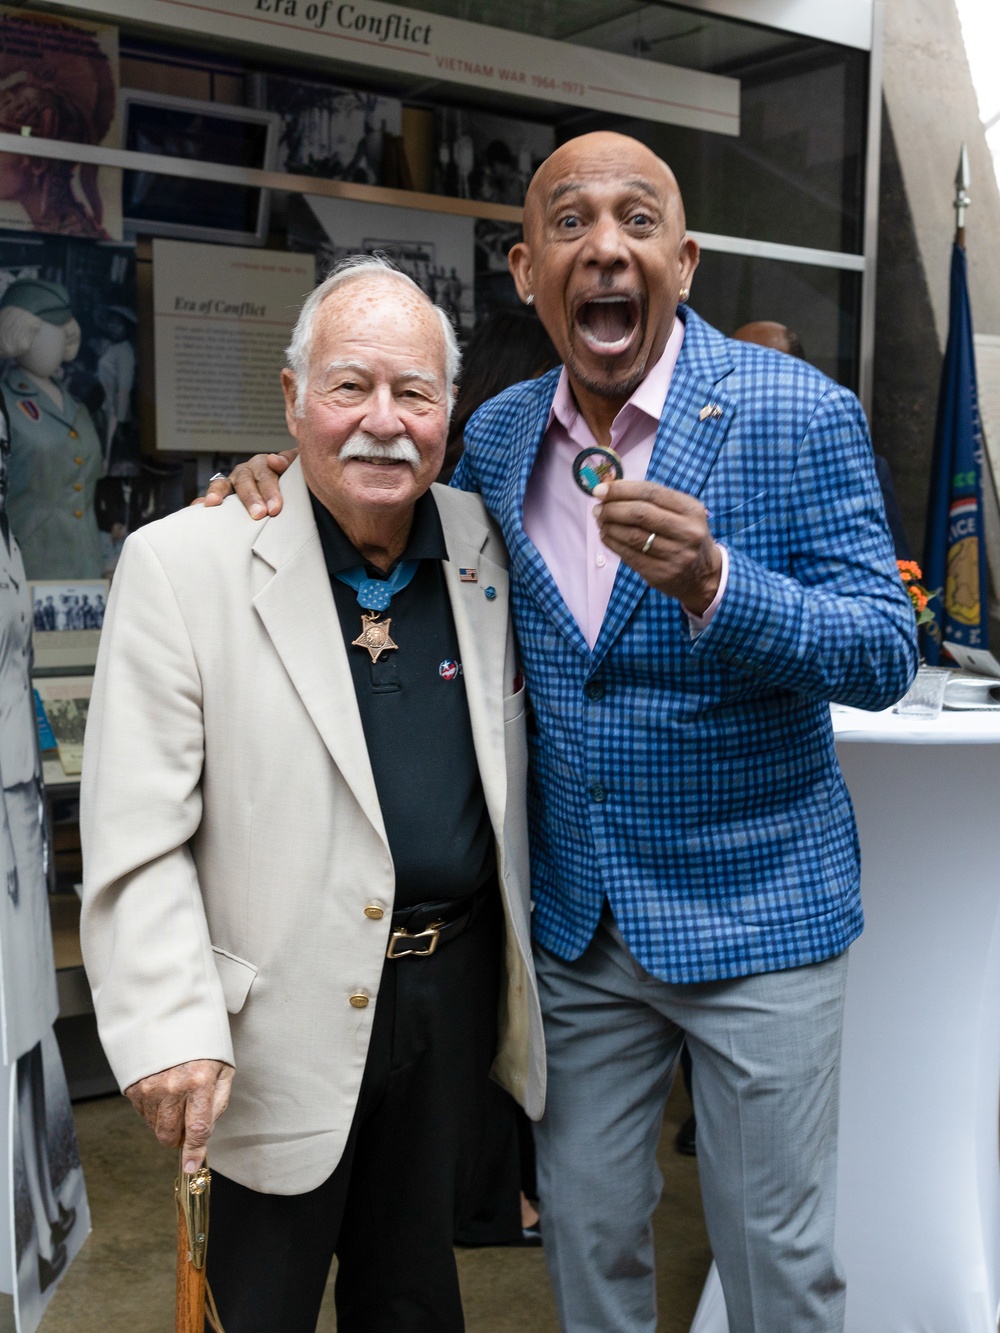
xmin=434 ymin=108 xmax=555 ymax=205
xmin=10 ymin=1029 xmax=90 ymax=1333
xmin=94 ymin=463 xmax=183 ymax=577
xmin=263 ymin=74 xmax=402 ymax=186
xmin=474 ymin=219 xmax=523 ymax=322
xmin=0 ymin=421 xmax=89 ymax=1327
xmin=289 ymin=194 xmax=476 ymax=336
xmin=30 ymin=583 xmax=106 ymax=633
xmin=0 ymin=235 xmax=138 ymax=583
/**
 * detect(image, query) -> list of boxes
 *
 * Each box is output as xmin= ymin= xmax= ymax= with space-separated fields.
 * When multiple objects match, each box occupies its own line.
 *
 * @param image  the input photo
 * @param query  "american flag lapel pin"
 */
xmin=459 ymin=567 xmax=478 ymax=582
xmin=698 ymin=404 xmax=724 ymax=421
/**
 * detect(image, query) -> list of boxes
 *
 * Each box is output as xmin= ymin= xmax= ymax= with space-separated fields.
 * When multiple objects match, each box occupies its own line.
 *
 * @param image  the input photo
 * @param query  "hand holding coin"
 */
xmin=592 ymin=479 xmax=722 ymax=615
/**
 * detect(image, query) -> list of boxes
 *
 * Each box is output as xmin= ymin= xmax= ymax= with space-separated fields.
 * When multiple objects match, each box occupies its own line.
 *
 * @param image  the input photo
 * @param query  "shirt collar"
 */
xmin=546 ymin=315 xmax=685 ymax=437
xmin=310 ymin=488 xmax=447 ymax=576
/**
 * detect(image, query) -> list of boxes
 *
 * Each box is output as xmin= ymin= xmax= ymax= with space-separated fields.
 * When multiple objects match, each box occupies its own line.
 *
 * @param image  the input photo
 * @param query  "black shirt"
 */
xmin=311 ymin=490 xmax=495 ymax=908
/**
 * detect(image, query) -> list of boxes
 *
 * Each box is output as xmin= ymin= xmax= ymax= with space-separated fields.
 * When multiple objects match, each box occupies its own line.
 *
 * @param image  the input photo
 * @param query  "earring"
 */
xmin=679 ymin=287 xmax=690 ymax=302
xmin=525 ymin=294 xmax=534 ymax=306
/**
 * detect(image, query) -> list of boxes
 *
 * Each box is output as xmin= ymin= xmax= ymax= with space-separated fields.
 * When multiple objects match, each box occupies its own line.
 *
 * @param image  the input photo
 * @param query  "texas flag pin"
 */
xmin=459 ymin=567 xmax=478 ymax=582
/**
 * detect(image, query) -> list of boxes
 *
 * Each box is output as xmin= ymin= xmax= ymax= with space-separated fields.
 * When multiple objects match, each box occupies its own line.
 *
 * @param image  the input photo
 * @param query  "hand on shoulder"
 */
xmin=193 ymin=449 xmax=297 ymax=518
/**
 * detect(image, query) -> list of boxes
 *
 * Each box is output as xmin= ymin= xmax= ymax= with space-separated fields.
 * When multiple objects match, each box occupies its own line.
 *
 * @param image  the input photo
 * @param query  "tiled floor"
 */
xmin=41 ymin=1077 xmax=711 ymax=1332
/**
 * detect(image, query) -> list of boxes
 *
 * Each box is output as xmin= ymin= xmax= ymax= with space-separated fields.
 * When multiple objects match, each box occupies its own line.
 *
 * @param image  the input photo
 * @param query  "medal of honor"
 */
xmin=352 ymin=613 xmax=398 ymax=663
xmin=335 ymin=560 xmax=419 ymax=661
xmin=573 ymin=445 xmax=624 ymax=495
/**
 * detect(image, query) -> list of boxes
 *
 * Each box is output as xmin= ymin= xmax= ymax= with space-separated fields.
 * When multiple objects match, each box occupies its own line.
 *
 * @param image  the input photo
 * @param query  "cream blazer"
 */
xmin=80 ymin=462 xmax=544 ymax=1195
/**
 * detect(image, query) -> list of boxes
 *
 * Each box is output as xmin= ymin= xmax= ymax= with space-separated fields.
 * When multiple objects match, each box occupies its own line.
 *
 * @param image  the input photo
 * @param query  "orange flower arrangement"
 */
xmin=897 ymin=560 xmax=937 ymax=627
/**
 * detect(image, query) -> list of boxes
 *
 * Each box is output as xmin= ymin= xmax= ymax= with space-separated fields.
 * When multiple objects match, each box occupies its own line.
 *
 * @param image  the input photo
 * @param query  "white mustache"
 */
xmin=338 ymin=431 xmax=421 ymax=469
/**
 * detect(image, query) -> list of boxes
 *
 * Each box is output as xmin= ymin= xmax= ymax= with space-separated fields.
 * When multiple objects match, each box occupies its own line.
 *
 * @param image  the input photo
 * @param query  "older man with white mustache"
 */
xmin=79 ymin=256 xmax=543 ymax=1333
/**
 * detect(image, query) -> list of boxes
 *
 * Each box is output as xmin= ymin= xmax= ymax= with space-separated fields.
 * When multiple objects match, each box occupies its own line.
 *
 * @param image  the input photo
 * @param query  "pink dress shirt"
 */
xmin=522 ymin=318 xmax=728 ymax=648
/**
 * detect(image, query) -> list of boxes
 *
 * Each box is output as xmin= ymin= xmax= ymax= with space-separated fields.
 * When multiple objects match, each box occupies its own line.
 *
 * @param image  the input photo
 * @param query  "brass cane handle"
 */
xmin=175 ymin=1161 xmax=211 ymax=1271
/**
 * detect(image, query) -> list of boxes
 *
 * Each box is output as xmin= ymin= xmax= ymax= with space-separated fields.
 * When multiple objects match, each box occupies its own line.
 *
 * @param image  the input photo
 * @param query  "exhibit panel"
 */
xmin=691 ymin=707 xmax=1000 ymax=1333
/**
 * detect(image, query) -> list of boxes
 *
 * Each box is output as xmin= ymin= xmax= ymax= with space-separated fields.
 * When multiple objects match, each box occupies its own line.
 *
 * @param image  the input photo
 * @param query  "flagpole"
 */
xmin=922 ymin=144 xmax=989 ymax=661
xmin=954 ymin=143 xmax=970 ymax=249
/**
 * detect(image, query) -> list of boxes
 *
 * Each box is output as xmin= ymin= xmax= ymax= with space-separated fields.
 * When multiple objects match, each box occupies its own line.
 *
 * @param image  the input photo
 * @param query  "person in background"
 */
xmin=446 ymin=305 xmax=558 ymax=1247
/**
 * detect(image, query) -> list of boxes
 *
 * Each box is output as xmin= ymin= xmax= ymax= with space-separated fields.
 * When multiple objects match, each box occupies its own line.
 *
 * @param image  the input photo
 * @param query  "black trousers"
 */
xmin=453 ymin=1084 xmax=537 ymax=1245
xmin=207 ymin=890 xmax=502 ymax=1333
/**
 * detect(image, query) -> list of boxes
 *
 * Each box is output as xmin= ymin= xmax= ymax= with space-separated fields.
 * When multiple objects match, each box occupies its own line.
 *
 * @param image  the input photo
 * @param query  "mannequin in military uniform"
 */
xmin=0 ymin=279 xmax=103 ymax=580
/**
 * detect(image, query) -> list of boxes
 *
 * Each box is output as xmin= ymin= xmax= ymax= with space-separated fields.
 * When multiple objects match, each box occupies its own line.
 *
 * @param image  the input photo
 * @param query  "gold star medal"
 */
xmin=352 ymin=613 xmax=398 ymax=664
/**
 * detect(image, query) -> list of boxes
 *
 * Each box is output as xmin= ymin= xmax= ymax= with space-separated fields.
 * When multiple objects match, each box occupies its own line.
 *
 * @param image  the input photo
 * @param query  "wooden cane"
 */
xmin=176 ymin=1156 xmax=216 ymax=1333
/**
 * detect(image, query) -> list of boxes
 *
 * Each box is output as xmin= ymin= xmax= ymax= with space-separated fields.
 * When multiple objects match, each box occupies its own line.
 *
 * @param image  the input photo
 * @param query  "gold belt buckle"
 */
xmin=386 ymin=919 xmax=445 ymax=960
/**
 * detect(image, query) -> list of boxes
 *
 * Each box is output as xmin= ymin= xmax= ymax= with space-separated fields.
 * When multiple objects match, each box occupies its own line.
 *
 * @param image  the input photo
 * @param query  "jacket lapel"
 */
xmin=433 ymin=484 xmax=510 ymax=836
xmin=251 ymin=461 xmax=388 ymax=848
xmin=591 ymin=312 xmax=737 ymax=669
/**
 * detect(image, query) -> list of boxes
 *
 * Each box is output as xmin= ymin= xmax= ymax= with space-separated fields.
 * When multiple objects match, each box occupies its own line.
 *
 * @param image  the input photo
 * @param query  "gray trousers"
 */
xmin=534 ymin=911 xmax=848 ymax=1333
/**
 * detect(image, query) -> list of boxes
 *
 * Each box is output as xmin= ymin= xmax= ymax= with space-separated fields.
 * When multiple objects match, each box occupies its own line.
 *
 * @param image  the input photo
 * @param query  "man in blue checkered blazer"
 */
xmin=448 ymin=134 xmax=917 ymax=1332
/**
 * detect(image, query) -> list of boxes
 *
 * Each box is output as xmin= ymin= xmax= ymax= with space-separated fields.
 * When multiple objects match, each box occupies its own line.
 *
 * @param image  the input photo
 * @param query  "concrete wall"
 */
xmin=872 ymin=0 xmax=1000 ymax=554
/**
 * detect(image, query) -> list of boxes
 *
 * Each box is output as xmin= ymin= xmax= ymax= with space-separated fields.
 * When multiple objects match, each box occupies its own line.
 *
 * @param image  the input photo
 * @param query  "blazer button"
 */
xmin=364 ymin=903 xmax=384 ymax=920
xmin=73 ymin=509 xmax=83 ymax=518
xmin=585 ymin=679 xmax=605 ymax=700
xmin=349 ymin=993 xmax=370 ymax=1009
xmin=73 ymin=483 xmax=83 ymax=492
xmin=74 ymin=456 xmax=84 ymax=465
xmin=589 ymin=783 xmax=607 ymax=803
xmin=69 ymin=429 xmax=79 ymax=439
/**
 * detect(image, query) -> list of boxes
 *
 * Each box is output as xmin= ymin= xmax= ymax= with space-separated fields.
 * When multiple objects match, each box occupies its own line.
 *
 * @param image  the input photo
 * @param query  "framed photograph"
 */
xmin=434 ymin=108 xmax=554 ymax=206
xmin=33 ymin=676 xmax=92 ymax=777
xmin=289 ymin=194 xmax=475 ymax=336
xmin=120 ymin=89 xmax=280 ymax=246
xmin=29 ymin=582 xmax=107 ymax=672
xmin=0 ymin=7 xmax=121 ymax=241
xmin=263 ymin=74 xmax=401 ymax=186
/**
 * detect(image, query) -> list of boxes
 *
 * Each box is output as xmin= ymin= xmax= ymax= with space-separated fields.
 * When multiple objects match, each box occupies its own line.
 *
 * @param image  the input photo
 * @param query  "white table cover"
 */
xmin=691 ymin=706 xmax=1000 ymax=1332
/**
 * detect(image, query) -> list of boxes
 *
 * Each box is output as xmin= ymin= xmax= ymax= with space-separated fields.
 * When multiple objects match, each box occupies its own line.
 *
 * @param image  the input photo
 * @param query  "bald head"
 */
xmin=509 ymin=132 xmax=698 ymax=414
xmin=733 ymin=321 xmax=805 ymax=360
xmin=523 ymin=132 xmax=686 ymax=242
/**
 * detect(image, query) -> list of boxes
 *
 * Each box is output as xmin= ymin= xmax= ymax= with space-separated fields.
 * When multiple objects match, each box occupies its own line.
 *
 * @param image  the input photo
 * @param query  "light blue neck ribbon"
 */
xmin=334 ymin=560 xmax=420 ymax=613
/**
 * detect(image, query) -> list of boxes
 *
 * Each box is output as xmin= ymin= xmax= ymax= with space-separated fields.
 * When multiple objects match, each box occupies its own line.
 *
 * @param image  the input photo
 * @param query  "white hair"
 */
xmin=0 ymin=305 xmax=80 ymax=361
xmin=285 ymin=254 xmax=461 ymax=417
xmin=0 ymin=305 xmax=42 ymax=359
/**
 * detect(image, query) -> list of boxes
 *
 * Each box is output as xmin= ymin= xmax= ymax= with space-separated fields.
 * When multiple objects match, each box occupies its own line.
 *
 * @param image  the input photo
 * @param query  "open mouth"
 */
xmin=574 ymin=295 xmax=640 ymax=355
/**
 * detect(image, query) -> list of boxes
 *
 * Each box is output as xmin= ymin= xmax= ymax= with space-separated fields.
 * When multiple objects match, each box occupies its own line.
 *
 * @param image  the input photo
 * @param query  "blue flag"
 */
xmin=922 ymin=241 xmax=990 ymax=661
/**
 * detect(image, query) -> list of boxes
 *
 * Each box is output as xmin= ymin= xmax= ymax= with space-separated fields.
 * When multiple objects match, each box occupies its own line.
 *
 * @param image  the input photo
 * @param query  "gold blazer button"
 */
xmin=349 ymin=993 xmax=369 ymax=1009
xmin=364 ymin=903 xmax=384 ymax=920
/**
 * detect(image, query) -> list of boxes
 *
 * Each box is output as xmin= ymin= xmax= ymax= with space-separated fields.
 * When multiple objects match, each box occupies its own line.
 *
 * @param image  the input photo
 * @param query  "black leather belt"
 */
xmin=386 ymin=877 xmax=495 ymax=960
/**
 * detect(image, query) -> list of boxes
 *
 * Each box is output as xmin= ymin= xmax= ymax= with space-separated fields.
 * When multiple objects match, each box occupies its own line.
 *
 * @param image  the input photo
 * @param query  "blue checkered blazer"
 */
xmin=452 ymin=307 xmax=918 ymax=983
